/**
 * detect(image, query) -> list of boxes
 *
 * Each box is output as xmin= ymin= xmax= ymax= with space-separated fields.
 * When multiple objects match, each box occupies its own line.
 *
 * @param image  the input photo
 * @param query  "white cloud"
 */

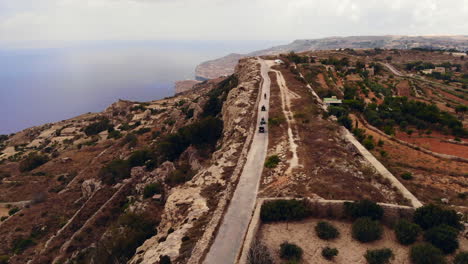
xmin=0 ymin=0 xmax=467 ymax=48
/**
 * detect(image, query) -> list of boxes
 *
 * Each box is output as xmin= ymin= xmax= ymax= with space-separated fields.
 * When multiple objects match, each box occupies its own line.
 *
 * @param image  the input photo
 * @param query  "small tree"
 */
xmin=315 ymin=221 xmax=339 ymax=240
xmin=413 ymin=204 xmax=462 ymax=230
xmin=394 ymin=219 xmax=421 ymax=245
xmin=279 ymin=242 xmax=303 ymax=261
xmin=264 ymin=155 xmax=280 ymax=168
xmin=322 ymin=247 xmax=338 ymax=260
xmin=260 ymin=200 xmax=310 ymax=222
xmin=143 ymin=183 xmax=163 ymax=198
xmin=352 ymin=217 xmax=383 ymax=243
xmin=364 ymin=248 xmax=394 ymax=264
xmin=19 ymin=152 xmax=49 ymax=172
xmin=424 ymin=224 xmax=459 ymax=254
xmin=410 ymin=243 xmax=445 ymax=264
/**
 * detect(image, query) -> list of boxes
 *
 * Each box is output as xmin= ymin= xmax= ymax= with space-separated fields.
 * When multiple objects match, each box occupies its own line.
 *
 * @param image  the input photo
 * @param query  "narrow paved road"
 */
xmin=382 ymin=62 xmax=404 ymax=76
xmin=204 ymin=59 xmax=271 ymax=264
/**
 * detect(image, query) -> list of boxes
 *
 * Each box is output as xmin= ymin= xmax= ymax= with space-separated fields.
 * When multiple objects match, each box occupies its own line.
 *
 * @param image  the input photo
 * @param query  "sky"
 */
xmin=1 ymin=0 xmax=468 ymax=49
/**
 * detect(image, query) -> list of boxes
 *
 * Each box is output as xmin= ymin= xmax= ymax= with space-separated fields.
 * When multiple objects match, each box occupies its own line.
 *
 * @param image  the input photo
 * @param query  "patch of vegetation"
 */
xmin=84 ymin=118 xmax=112 ymax=136
xmin=135 ymin=127 xmax=151 ymax=135
xmin=413 ymin=204 xmax=462 ymax=230
xmin=165 ymin=164 xmax=195 ymax=186
xmin=19 ymin=152 xmax=49 ymax=172
xmin=401 ymin=172 xmax=413 ymax=180
xmin=0 ymin=255 xmax=9 ymax=264
xmin=264 ymin=155 xmax=280 ymax=168
xmin=424 ymin=224 xmax=459 ymax=254
xmin=279 ymin=242 xmax=303 ymax=262
xmin=98 ymin=159 xmax=131 ymax=185
xmin=322 ymin=247 xmax=338 ymax=260
xmin=159 ymin=255 xmax=172 ymax=264
xmin=364 ymin=248 xmax=393 ymax=264
xmin=123 ymin=133 xmax=138 ymax=148
xmin=12 ymin=237 xmax=35 ymax=254
xmin=410 ymin=243 xmax=445 ymax=264
xmin=352 ymin=217 xmax=383 ymax=243
xmin=143 ymin=182 xmax=163 ymax=198
xmin=315 ymin=221 xmax=339 ymax=240
xmin=202 ymin=75 xmax=238 ymax=118
xmin=260 ymin=199 xmax=310 ymax=222
xmin=268 ymin=116 xmax=286 ymax=126
xmin=344 ymin=200 xmax=383 ymax=220
xmin=248 ymin=240 xmax=274 ymax=264
xmin=394 ymin=219 xmax=421 ymax=245
xmin=127 ymin=149 xmax=152 ymax=168
xmin=8 ymin=207 xmax=19 ymax=216
xmin=108 ymin=130 xmax=122 ymax=139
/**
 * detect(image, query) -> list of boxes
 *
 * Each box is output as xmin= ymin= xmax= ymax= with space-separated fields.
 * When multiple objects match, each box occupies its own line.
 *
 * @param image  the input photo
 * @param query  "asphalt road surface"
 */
xmin=204 ymin=59 xmax=271 ymax=264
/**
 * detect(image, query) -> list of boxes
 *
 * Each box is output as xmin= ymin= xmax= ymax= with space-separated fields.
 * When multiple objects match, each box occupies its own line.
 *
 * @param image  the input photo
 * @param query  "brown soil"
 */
xmin=395 ymin=130 xmax=468 ymax=159
xmin=396 ymin=80 xmax=411 ymax=97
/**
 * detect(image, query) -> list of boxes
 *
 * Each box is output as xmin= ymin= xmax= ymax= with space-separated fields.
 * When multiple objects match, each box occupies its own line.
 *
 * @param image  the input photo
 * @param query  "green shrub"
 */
xmin=315 ymin=221 xmax=339 ymax=240
xmin=108 ymin=130 xmax=122 ymax=139
xmin=98 ymin=159 xmax=131 ymax=185
xmin=454 ymin=251 xmax=468 ymax=264
xmin=413 ymin=204 xmax=462 ymax=230
xmin=247 ymin=240 xmax=274 ymax=264
xmin=322 ymin=247 xmax=338 ymax=260
xmin=424 ymin=224 xmax=459 ymax=254
xmin=344 ymin=200 xmax=384 ymax=220
xmin=363 ymin=138 xmax=375 ymax=150
xmin=127 ymin=149 xmax=153 ymax=168
xmin=410 ymin=243 xmax=445 ymax=264
xmin=84 ymin=118 xmax=112 ymax=136
xmin=143 ymin=183 xmax=163 ymax=198
xmin=268 ymin=116 xmax=286 ymax=126
xmin=12 ymin=237 xmax=35 ymax=254
xmin=280 ymin=242 xmax=303 ymax=261
xmin=401 ymin=172 xmax=413 ymax=180
xmin=338 ymin=116 xmax=353 ymax=129
xmin=352 ymin=217 xmax=383 ymax=243
xmin=135 ymin=127 xmax=151 ymax=135
xmin=8 ymin=207 xmax=19 ymax=216
xmin=160 ymin=255 xmax=171 ymax=264
xmin=264 ymin=155 xmax=280 ymax=168
xmin=19 ymin=152 xmax=49 ymax=172
xmin=165 ymin=164 xmax=195 ymax=186
xmin=364 ymin=248 xmax=394 ymax=264
xmin=394 ymin=219 xmax=421 ymax=245
xmin=260 ymin=200 xmax=310 ymax=222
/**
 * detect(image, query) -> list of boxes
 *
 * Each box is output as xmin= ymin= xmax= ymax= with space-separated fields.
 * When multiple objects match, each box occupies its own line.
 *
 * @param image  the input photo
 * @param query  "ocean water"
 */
xmin=0 ymin=40 xmax=283 ymax=134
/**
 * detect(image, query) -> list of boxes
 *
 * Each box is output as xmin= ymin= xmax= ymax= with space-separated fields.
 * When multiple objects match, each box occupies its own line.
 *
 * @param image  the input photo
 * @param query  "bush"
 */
xmin=338 ymin=116 xmax=353 ymax=129
xmin=19 ymin=153 xmax=49 ymax=172
xmin=264 ymin=155 xmax=280 ymax=168
xmin=165 ymin=164 xmax=195 ymax=186
xmin=315 ymin=221 xmax=339 ymax=240
xmin=123 ymin=133 xmax=138 ymax=148
xmin=98 ymin=159 xmax=131 ymax=185
xmin=127 ymin=149 xmax=153 ymax=168
xmin=12 ymin=237 xmax=35 ymax=254
xmin=364 ymin=248 xmax=394 ymax=264
xmin=424 ymin=224 xmax=459 ymax=254
xmin=322 ymin=247 xmax=338 ymax=260
xmin=394 ymin=219 xmax=421 ymax=245
xmin=260 ymin=200 xmax=310 ymax=222
xmin=279 ymin=242 xmax=303 ymax=261
xmin=247 ymin=240 xmax=274 ymax=264
xmin=344 ymin=200 xmax=384 ymax=220
xmin=108 ymin=130 xmax=122 ymax=139
xmin=454 ymin=251 xmax=468 ymax=264
xmin=84 ymin=118 xmax=112 ymax=136
xmin=143 ymin=183 xmax=163 ymax=198
xmin=8 ymin=207 xmax=19 ymax=216
xmin=159 ymin=255 xmax=171 ymax=264
xmin=413 ymin=204 xmax=462 ymax=230
xmin=352 ymin=217 xmax=383 ymax=243
xmin=363 ymin=138 xmax=375 ymax=150
xmin=410 ymin=243 xmax=445 ymax=264
xmin=401 ymin=172 xmax=413 ymax=180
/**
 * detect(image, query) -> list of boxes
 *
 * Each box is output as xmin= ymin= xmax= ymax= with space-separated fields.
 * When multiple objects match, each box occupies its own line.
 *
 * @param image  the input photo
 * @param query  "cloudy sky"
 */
xmin=1 ymin=0 xmax=468 ymax=49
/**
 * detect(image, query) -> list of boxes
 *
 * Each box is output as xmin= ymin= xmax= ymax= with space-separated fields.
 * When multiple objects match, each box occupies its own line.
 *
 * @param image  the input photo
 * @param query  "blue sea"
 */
xmin=0 ymin=40 xmax=283 ymax=134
